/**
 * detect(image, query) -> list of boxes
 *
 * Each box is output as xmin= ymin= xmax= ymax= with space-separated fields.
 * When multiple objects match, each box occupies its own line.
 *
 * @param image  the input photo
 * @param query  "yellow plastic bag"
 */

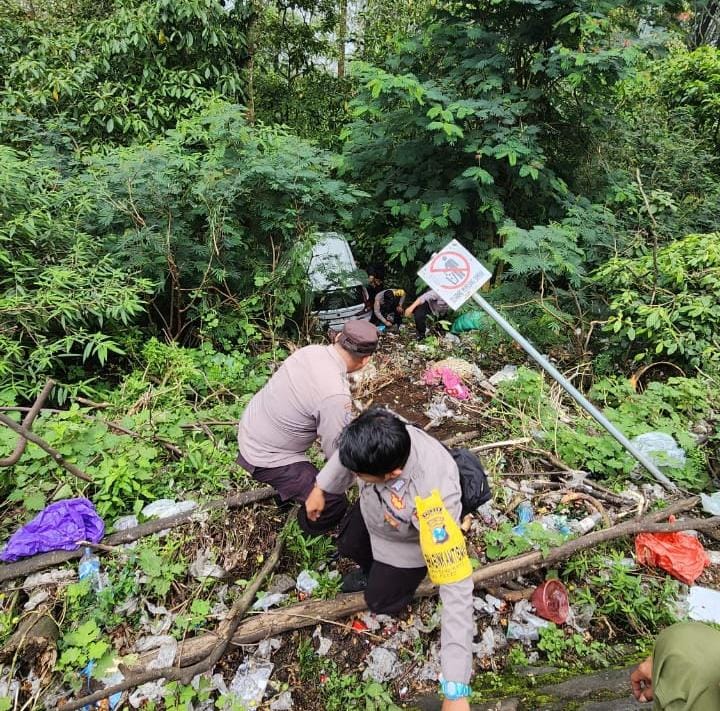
xmin=415 ymin=489 xmax=472 ymax=585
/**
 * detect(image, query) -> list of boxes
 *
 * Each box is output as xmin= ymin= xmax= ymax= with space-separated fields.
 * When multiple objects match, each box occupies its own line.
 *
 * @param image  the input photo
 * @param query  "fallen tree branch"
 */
xmin=441 ymin=431 xmax=479 ymax=447
xmin=0 ymin=487 xmax=275 ymax=583
xmin=0 ymin=411 xmax=91 ymax=482
xmin=132 ymin=497 xmax=705 ymax=669
xmin=470 ymin=437 xmax=531 ymax=453
xmin=0 ymin=380 xmax=55 ymax=467
xmin=63 ymin=509 xmax=297 ymax=711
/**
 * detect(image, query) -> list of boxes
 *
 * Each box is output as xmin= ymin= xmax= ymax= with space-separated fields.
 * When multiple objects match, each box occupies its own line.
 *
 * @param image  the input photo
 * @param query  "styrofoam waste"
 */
xmin=506 ymin=599 xmax=550 ymax=643
xmin=141 ymin=499 xmax=198 ymax=519
xmin=229 ymin=659 xmax=274 ymax=709
xmin=296 ymin=570 xmax=319 ymax=596
xmin=701 ymin=492 xmax=720 ymax=516
xmin=189 ymin=549 xmax=226 ymax=580
xmin=252 ymin=592 xmax=287 ymax=611
xmin=313 ymin=625 xmax=332 ymax=656
xmin=631 ymin=432 xmax=686 ymax=469
xmin=362 ymin=647 xmax=400 ymax=683
xmin=489 ymin=365 xmax=518 ymax=385
xmin=687 ymin=585 xmax=720 ymax=624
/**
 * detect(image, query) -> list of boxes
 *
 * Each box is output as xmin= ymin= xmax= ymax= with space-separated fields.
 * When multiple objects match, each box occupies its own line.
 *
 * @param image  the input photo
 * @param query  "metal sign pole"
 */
xmin=470 ymin=293 xmax=678 ymax=492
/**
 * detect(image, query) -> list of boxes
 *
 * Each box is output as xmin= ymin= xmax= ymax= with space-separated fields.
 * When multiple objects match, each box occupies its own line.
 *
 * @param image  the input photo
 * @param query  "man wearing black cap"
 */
xmin=236 ymin=320 xmax=378 ymax=534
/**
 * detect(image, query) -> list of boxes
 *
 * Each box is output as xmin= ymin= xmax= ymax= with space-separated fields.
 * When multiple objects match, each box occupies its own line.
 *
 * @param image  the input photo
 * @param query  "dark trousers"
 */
xmin=413 ymin=302 xmax=432 ymax=338
xmin=336 ymin=502 xmax=427 ymax=614
xmin=236 ymin=452 xmax=348 ymax=535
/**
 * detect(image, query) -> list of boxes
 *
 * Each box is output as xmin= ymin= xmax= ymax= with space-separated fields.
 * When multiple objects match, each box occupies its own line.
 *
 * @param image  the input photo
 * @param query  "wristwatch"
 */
xmin=440 ymin=679 xmax=471 ymax=700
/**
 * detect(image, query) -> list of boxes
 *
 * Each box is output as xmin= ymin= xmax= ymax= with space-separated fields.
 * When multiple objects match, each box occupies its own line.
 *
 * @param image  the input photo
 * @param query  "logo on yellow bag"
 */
xmin=415 ymin=489 xmax=472 ymax=585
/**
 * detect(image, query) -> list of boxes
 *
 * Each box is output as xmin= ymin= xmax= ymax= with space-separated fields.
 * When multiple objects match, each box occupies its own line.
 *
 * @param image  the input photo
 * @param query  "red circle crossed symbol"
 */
xmin=429 ymin=251 xmax=470 ymax=290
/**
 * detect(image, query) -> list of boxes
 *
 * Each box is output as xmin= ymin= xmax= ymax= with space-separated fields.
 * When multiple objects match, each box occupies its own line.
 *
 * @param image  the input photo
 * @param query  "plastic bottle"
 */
xmin=78 ymin=547 xmax=104 ymax=592
xmin=513 ymin=501 xmax=534 ymax=535
xmin=571 ymin=512 xmax=602 ymax=535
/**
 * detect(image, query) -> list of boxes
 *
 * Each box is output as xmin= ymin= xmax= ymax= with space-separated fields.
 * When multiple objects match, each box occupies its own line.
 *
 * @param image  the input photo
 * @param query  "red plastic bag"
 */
xmin=531 ymin=580 xmax=570 ymax=624
xmin=635 ymin=522 xmax=709 ymax=585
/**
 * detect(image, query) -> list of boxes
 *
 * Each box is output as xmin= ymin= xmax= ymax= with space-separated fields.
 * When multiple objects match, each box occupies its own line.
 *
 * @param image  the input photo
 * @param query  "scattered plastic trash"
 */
xmin=443 ymin=332 xmax=461 ymax=345
xmin=268 ymin=574 xmax=296 ymax=594
xmin=296 ymin=570 xmax=319 ymax=597
xmin=141 ymin=601 xmax=175 ymax=635
xmin=313 ymin=626 xmax=333 ymax=656
xmin=81 ymin=661 xmax=122 ymax=710
xmin=706 ymin=550 xmax=720 ymax=566
xmin=113 ymin=515 xmax=138 ymax=532
xmin=129 ymin=681 xmax=166 ymax=708
xmin=0 ymin=498 xmax=104 ymax=562
xmin=506 ymin=599 xmax=550 ymax=643
xmin=24 ymin=588 xmax=50 ymax=611
xmin=635 ymin=525 xmax=709 ymax=585
xmin=149 ymin=638 xmax=178 ymax=670
xmin=23 ymin=568 xmax=76 ymax=590
xmin=141 ymin=499 xmax=197 ymax=519
xmin=513 ymin=501 xmax=534 ymax=535
xmin=362 ymin=647 xmax=400 ymax=683
xmin=538 ymin=514 xmax=572 ymax=536
xmin=422 ymin=366 xmax=470 ymax=400
xmin=351 ymin=618 xmax=369 ymax=633
xmin=229 ymin=659 xmax=274 ymax=709
xmin=270 ymin=691 xmax=294 ymax=710
xmin=686 ymin=586 xmax=720 ymax=624
xmin=256 ymin=638 xmax=282 ymax=659
xmin=701 ymin=492 xmax=720 ymax=516
xmin=532 ymin=580 xmax=570 ymax=624
xmin=78 ymin=546 xmax=105 ymax=593
xmin=567 ymin=602 xmax=595 ymax=632
xmin=488 ymin=365 xmax=518 ymax=386
xmin=377 ymin=324 xmax=386 ymax=333
xmin=252 ymin=592 xmax=287 ymax=611
xmin=451 ymin=310 xmax=488 ymax=334
xmin=472 ymin=626 xmax=498 ymax=659
xmin=424 ymin=397 xmax=457 ymax=423
xmin=631 ymin=432 xmax=686 ymax=469
xmin=571 ymin=512 xmax=602 ymax=535
xmin=189 ymin=549 xmax=226 ymax=580
xmin=434 ymin=357 xmax=484 ymax=382
xmin=115 ymin=596 xmax=139 ymax=617
xmin=473 ymin=594 xmax=505 ymax=616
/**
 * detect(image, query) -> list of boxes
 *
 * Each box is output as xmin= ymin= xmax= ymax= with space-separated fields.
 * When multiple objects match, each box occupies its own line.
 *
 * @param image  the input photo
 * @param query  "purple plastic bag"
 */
xmin=0 ymin=498 xmax=104 ymax=562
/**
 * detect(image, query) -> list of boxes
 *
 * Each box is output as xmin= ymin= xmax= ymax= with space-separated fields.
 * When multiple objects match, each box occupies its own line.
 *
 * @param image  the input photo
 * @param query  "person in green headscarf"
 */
xmin=631 ymin=621 xmax=720 ymax=709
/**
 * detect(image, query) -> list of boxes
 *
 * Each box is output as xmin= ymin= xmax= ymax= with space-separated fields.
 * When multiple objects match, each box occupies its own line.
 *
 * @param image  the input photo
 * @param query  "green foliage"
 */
xmin=595 ymin=232 xmax=720 ymax=371
xmin=341 ymin=0 xmax=648 ymax=274
xmin=89 ymin=103 xmax=362 ymax=343
xmin=657 ymin=46 xmax=720 ymax=143
xmin=283 ymin=518 xmax=336 ymax=570
xmin=564 ymin=549 xmax=680 ymax=634
xmin=0 ymin=0 xmax=251 ymax=145
xmin=0 ymin=146 xmax=152 ymax=395
xmin=297 ymin=638 xmax=402 ymax=711
xmin=492 ymin=367 xmax=713 ymax=488
xmin=484 ymin=522 xmax=568 ymax=561
xmin=57 ymin=619 xmax=114 ymax=687
xmin=136 ymin=539 xmax=187 ymax=599
xmin=537 ymin=624 xmax=608 ymax=668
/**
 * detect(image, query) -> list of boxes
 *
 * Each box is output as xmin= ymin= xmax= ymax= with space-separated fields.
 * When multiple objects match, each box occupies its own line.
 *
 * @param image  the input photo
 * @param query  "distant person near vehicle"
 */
xmin=371 ymin=288 xmax=406 ymax=330
xmin=365 ymin=263 xmax=386 ymax=305
xmin=630 ymin=621 xmax=720 ymax=709
xmin=404 ymin=289 xmax=450 ymax=340
xmin=236 ymin=320 xmax=378 ymax=534
xmin=305 ymin=409 xmax=474 ymax=711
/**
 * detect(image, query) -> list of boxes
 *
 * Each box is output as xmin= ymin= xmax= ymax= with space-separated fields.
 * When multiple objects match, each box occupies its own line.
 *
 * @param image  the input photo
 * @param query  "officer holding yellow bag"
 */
xmin=305 ymin=408 xmax=474 ymax=711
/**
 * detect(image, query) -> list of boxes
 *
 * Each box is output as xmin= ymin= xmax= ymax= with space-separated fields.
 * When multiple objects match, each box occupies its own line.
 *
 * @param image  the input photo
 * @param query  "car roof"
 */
xmin=308 ymin=232 xmax=363 ymax=291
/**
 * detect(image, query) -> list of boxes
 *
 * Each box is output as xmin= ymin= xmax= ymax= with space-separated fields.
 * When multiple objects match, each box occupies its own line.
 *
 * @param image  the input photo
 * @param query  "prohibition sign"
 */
xmin=429 ymin=251 xmax=470 ymax=290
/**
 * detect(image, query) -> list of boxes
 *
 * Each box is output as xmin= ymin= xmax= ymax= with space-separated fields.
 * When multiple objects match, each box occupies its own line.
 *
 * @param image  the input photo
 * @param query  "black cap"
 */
xmin=337 ymin=320 xmax=378 ymax=355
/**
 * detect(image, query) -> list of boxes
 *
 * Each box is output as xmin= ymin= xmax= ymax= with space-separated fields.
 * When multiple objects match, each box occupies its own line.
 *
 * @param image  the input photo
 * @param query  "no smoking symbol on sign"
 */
xmin=429 ymin=251 xmax=470 ymax=290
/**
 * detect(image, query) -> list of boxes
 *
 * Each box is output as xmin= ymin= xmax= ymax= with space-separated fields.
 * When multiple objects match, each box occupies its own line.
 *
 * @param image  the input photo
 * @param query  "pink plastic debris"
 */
xmin=422 ymin=367 xmax=470 ymax=400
